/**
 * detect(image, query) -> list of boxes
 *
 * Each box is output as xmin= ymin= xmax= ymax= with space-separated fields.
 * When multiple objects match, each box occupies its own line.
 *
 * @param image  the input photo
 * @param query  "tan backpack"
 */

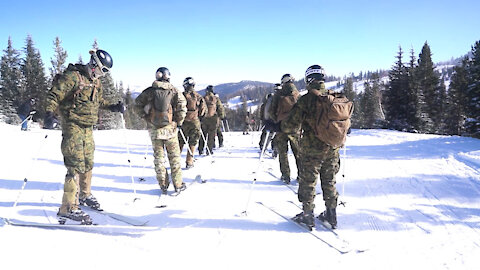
xmin=314 ymin=91 xmax=354 ymax=148
xmin=184 ymin=91 xmax=199 ymax=121
xmin=276 ymin=91 xmax=299 ymax=122
xmin=204 ymin=94 xmax=218 ymax=117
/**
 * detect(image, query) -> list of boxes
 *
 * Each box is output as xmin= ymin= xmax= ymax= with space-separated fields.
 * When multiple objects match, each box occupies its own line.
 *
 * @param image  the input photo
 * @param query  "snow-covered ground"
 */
xmin=1 ymin=122 xmax=479 ymax=270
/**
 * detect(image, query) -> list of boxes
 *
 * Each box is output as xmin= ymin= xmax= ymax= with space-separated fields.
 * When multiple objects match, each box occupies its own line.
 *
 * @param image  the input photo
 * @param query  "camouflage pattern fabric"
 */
xmin=46 ymin=64 xmax=110 ymax=126
xmin=135 ymin=80 xmax=187 ymax=190
xmin=199 ymin=116 xmax=218 ymax=154
xmin=282 ymin=81 xmax=341 ymax=212
xmin=149 ymin=131 xmax=183 ymax=190
xmin=216 ymin=118 xmax=224 ymax=146
xmin=199 ymin=92 xmax=224 ymax=153
xmin=272 ymin=132 xmax=300 ymax=179
xmin=178 ymin=120 xmax=201 ymax=146
xmin=45 ymin=63 xmax=113 ymax=214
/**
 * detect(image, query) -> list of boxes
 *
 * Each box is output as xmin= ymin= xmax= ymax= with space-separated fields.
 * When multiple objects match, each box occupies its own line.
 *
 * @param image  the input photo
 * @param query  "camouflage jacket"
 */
xmin=134 ymin=80 xmax=187 ymax=139
xmin=45 ymin=64 xmax=111 ymax=127
xmin=281 ymin=82 xmax=329 ymax=146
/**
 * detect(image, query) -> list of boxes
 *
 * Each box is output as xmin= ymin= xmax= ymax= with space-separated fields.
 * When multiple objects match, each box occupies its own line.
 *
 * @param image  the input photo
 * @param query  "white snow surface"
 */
xmin=1 ymin=122 xmax=480 ymax=270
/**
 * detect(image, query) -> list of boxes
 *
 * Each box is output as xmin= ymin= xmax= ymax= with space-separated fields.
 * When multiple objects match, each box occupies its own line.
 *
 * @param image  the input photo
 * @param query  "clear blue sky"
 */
xmin=1 ymin=0 xmax=479 ymax=91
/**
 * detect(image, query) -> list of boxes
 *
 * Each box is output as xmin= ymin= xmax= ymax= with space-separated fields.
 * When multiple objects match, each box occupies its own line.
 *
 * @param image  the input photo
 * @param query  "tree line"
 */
xmin=1 ymin=35 xmax=479 ymax=138
xmin=334 ymin=40 xmax=479 ymax=138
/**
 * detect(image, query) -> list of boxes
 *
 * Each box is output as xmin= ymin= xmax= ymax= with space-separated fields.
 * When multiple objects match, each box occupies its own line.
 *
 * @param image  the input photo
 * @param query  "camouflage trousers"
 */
xmin=59 ymin=122 xmax=95 ymax=214
xmin=199 ymin=116 xmax=218 ymax=154
xmin=297 ymin=133 xmax=340 ymax=212
xmin=178 ymin=120 xmax=201 ymax=167
xmin=273 ymin=132 xmax=300 ymax=179
xmin=216 ymin=125 xmax=223 ymax=147
xmin=178 ymin=120 xmax=201 ymax=147
xmin=149 ymin=130 xmax=183 ymax=190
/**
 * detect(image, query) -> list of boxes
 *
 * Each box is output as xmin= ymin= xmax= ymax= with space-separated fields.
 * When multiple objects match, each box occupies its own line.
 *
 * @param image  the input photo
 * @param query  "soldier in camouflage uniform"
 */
xmin=269 ymin=74 xmax=301 ymax=184
xmin=282 ymin=65 xmax=341 ymax=229
xmin=134 ymin=67 xmax=187 ymax=194
xmin=199 ymin=85 xmax=225 ymax=155
xmin=44 ymin=49 xmax=124 ymax=224
xmin=178 ymin=77 xmax=206 ymax=169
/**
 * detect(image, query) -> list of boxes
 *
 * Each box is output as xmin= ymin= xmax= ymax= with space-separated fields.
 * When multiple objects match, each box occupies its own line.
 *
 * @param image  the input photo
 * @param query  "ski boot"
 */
xmin=292 ymin=210 xmax=315 ymax=230
xmin=160 ymin=186 xmax=168 ymax=195
xmin=281 ymin=175 xmax=291 ymax=184
xmin=317 ymin=208 xmax=337 ymax=229
xmin=79 ymin=194 xmax=103 ymax=211
xmin=174 ymin=183 xmax=187 ymax=194
xmin=186 ymin=164 xmax=194 ymax=169
xmin=57 ymin=209 xmax=93 ymax=225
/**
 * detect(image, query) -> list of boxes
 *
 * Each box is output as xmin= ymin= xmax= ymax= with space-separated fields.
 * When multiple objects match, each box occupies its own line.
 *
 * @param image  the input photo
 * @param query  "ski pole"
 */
xmin=120 ymin=113 xmax=139 ymax=202
xmin=221 ymin=119 xmax=226 ymax=132
xmin=339 ymin=143 xmax=347 ymax=207
xmin=13 ymin=133 xmax=49 ymax=208
xmin=200 ymin=129 xmax=212 ymax=156
xmin=178 ymin=128 xmax=194 ymax=157
xmin=225 ymin=119 xmax=230 ymax=132
xmin=138 ymin=143 xmax=150 ymax=182
xmin=242 ymin=131 xmax=270 ymax=215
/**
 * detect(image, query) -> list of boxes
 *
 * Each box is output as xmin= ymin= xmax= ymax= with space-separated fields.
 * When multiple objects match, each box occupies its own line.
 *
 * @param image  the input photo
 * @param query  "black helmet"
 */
xmin=273 ymin=83 xmax=281 ymax=91
xmin=305 ymin=65 xmax=325 ymax=84
xmin=183 ymin=77 xmax=195 ymax=88
xmin=206 ymin=85 xmax=214 ymax=92
xmin=155 ymin=67 xmax=171 ymax=81
xmin=89 ymin=49 xmax=113 ymax=75
xmin=281 ymin=74 xmax=294 ymax=84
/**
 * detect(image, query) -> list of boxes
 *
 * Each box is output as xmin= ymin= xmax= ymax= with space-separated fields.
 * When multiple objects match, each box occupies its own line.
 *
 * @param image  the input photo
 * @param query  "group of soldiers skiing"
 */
xmin=42 ymin=48 xmax=344 ymax=230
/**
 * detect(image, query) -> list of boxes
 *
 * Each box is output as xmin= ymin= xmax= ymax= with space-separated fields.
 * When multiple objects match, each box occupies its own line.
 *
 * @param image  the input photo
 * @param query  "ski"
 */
xmin=3 ymin=217 xmax=154 ymax=230
xmin=286 ymin=200 xmax=368 ymax=253
xmin=256 ymin=201 xmax=352 ymax=254
xmin=155 ymin=174 xmax=202 ymax=208
xmin=80 ymin=207 xmax=149 ymax=226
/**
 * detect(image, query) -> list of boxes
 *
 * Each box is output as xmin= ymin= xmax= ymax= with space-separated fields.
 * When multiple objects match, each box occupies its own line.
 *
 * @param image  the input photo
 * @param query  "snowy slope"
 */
xmin=1 ymin=122 xmax=479 ymax=270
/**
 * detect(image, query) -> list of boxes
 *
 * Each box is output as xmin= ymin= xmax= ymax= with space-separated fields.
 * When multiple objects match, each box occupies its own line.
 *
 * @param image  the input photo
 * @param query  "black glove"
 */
xmin=43 ymin=111 xmax=58 ymax=129
xmin=109 ymin=101 xmax=125 ymax=113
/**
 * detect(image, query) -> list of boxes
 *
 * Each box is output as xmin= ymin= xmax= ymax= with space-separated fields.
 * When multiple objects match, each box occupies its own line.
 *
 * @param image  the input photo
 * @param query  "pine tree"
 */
xmin=445 ymin=57 xmax=468 ymax=135
xmin=417 ymin=41 xmax=442 ymax=132
xmin=408 ymin=48 xmax=432 ymax=133
xmin=22 ymin=35 xmax=48 ymax=120
xmin=385 ymin=46 xmax=411 ymax=131
xmin=464 ymin=40 xmax=480 ymax=137
xmin=0 ymin=37 xmax=23 ymax=111
xmin=124 ymin=86 xmax=146 ymax=130
xmin=49 ymin=36 xmax=68 ymax=81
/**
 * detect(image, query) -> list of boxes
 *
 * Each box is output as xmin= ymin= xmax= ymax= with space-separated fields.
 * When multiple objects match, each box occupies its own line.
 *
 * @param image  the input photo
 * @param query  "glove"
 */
xmin=43 ymin=111 xmax=58 ymax=129
xmin=109 ymin=101 xmax=125 ymax=113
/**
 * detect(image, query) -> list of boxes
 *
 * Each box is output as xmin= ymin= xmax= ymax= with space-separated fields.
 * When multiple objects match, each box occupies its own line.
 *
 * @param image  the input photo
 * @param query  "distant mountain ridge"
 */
xmin=197 ymin=80 xmax=274 ymax=101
